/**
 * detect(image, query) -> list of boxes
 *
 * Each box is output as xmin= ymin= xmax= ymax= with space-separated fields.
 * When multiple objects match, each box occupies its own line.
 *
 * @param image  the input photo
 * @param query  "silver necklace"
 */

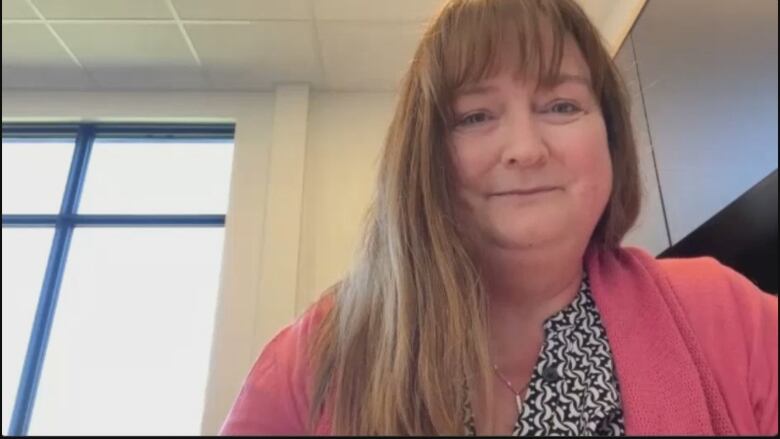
xmin=492 ymin=364 xmax=526 ymax=415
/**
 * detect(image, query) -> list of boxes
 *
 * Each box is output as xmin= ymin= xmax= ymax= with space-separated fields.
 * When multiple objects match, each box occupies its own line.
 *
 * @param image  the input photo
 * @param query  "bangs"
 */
xmin=425 ymin=0 xmax=603 ymax=122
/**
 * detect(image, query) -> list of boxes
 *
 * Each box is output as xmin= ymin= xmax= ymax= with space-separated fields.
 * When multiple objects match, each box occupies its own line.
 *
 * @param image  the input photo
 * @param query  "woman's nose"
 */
xmin=500 ymin=110 xmax=550 ymax=168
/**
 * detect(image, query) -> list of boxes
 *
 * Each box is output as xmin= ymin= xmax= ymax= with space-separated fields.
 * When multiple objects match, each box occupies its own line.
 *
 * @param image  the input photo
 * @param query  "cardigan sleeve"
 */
xmin=661 ymin=256 xmax=778 ymax=436
xmin=722 ymin=263 xmax=778 ymax=436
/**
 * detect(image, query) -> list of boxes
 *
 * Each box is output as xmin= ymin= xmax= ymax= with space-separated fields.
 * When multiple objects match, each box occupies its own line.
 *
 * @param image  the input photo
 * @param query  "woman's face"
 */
xmin=448 ymin=35 xmax=612 ymax=252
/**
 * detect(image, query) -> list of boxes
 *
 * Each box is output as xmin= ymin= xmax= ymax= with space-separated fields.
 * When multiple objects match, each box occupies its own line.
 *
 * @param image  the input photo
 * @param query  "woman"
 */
xmin=221 ymin=0 xmax=778 ymax=435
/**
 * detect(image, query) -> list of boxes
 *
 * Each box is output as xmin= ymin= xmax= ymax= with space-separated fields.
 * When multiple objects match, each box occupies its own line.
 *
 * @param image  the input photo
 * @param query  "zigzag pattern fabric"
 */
xmin=465 ymin=273 xmax=625 ymax=436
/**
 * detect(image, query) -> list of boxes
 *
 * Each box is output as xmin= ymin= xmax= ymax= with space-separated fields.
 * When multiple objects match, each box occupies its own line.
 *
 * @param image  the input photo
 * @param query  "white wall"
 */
xmin=2 ymin=84 xmax=670 ymax=434
xmin=630 ymin=0 xmax=778 ymax=243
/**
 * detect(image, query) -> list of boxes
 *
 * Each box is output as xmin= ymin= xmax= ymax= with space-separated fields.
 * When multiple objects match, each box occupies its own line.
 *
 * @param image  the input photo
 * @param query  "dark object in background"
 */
xmin=659 ymin=169 xmax=778 ymax=296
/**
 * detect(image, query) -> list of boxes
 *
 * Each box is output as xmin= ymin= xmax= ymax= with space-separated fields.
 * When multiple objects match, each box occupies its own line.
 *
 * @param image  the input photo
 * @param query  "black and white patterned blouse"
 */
xmin=465 ymin=273 xmax=626 ymax=436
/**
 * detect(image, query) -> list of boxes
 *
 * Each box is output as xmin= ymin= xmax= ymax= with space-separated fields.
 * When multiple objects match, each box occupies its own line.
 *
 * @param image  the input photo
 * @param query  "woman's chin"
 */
xmin=487 ymin=223 xmax=563 ymax=250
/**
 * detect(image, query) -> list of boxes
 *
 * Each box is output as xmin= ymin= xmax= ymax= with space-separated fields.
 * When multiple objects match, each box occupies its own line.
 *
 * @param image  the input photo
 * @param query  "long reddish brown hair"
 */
xmin=309 ymin=0 xmax=641 ymax=434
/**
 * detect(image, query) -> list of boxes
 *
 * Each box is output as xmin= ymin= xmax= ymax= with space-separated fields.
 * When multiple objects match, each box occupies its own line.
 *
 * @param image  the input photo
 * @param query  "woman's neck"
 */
xmin=476 ymin=240 xmax=586 ymax=363
xmin=479 ymin=241 xmax=584 ymax=318
xmin=467 ymin=240 xmax=588 ymax=436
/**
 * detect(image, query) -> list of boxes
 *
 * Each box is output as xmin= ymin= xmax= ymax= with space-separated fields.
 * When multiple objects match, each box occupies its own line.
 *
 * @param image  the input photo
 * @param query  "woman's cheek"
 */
xmin=451 ymin=141 xmax=495 ymax=189
xmin=559 ymin=127 xmax=612 ymax=205
xmin=582 ymin=153 xmax=612 ymax=203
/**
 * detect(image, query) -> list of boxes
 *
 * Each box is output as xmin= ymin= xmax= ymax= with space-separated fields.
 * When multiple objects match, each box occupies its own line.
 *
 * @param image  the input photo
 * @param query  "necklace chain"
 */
xmin=492 ymin=364 xmax=526 ymax=415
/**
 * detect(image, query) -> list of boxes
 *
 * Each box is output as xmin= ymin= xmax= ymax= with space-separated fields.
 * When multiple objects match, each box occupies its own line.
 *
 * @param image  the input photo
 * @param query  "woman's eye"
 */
xmin=548 ymin=101 xmax=581 ymax=114
xmin=458 ymin=112 xmax=490 ymax=126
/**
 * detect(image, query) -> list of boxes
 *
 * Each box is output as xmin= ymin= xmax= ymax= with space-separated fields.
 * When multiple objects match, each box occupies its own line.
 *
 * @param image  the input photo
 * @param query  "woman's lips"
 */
xmin=490 ymin=186 xmax=559 ymax=197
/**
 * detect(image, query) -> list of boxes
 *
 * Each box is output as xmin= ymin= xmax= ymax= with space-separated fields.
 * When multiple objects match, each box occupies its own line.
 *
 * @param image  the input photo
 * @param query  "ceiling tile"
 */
xmin=52 ymin=23 xmax=197 ymax=67
xmin=313 ymin=0 xmax=444 ymax=21
xmin=3 ymin=0 xmax=39 ymax=19
xmin=2 ymin=23 xmax=77 ymax=65
xmin=317 ymin=21 xmax=424 ymax=90
xmin=172 ymin=0 xmax=311 ymax=21
xmin=32 ymin=0 xmax=172 ymax=20
xmin=1 ymin=23 xmax=89 ymax=91
xmin=51 ymin=23 xmax=205 ymax=90
xmin=186 ymin=22 xmax=322 ymax=90
xmin=1 ymin=0 xmax=641 ymax=92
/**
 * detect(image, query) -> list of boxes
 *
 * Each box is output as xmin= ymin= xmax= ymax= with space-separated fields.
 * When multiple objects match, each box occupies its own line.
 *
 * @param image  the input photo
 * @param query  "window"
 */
xmin=1 ymin=124 xmax=234 ymax=436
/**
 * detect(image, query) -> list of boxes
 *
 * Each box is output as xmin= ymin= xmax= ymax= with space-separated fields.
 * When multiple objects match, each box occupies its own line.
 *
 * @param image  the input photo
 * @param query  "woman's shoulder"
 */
xmin=646 ymin=252 xmax=777 ymax=435
xmin=650 ymin=251 xmax=777 ymax=366
xmin=590 ymin=244 xmax=776 ymax=370
xmin=637 ymin=247 xmax=777 ymax=324
xmin=248 ymin=291 xmax=335 ymax=370
xmin=219 ymin=292 xmax=335 ymax=435
xmin=253 ymin=291 xmax=335 ymax=384
xmin=601 ymin=245 xmax=777 ymax=320
xmin=282 ymin=291 xmax=336 ymax=347
xmin=603 ymin=246 xmax=778 ymax=434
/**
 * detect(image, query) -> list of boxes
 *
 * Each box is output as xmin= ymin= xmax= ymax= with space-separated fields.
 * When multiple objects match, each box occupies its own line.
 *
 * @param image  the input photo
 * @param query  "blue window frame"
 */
xmin=1 ymin=123 xmax=235 ymax=436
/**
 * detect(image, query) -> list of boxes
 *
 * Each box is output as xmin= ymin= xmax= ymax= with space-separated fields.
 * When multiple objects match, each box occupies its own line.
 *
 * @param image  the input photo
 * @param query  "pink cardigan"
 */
xmin=220 ymin=246 xmax=778 ymax=435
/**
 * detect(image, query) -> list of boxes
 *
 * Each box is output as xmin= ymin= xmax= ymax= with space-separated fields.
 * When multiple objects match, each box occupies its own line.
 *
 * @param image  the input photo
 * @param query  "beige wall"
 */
xmin=296 ymin=92 xmax=397 ymax=314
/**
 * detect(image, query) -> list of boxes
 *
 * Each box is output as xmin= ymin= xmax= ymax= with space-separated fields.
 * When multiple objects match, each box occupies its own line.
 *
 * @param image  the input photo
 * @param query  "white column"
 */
xmin=253 ymin=84 xmax=310 ymax=350
xmin=199 ymin=93 xmax=276 ymax=436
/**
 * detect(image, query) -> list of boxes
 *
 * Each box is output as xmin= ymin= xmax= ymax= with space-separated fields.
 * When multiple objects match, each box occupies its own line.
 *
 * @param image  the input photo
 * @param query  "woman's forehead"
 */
xmin=502 ymin=33 xmax=589 ymax=79
xmin=453 ymin=42 xmax=592 ymax=95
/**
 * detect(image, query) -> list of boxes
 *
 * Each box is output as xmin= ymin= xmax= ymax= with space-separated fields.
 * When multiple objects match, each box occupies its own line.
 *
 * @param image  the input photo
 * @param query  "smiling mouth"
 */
xmin=491 ymin=187 xmax=559 ymax=197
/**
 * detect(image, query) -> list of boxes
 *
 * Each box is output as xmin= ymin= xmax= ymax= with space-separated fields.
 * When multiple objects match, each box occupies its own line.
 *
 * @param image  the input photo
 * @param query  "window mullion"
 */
xmin=7 ymin=125 xmax=94 ymax=435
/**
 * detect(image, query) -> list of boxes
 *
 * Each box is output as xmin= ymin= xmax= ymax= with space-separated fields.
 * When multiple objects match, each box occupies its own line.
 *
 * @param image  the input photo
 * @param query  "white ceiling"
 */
xmin=1 ymin=0 xmax=645 ymax=92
